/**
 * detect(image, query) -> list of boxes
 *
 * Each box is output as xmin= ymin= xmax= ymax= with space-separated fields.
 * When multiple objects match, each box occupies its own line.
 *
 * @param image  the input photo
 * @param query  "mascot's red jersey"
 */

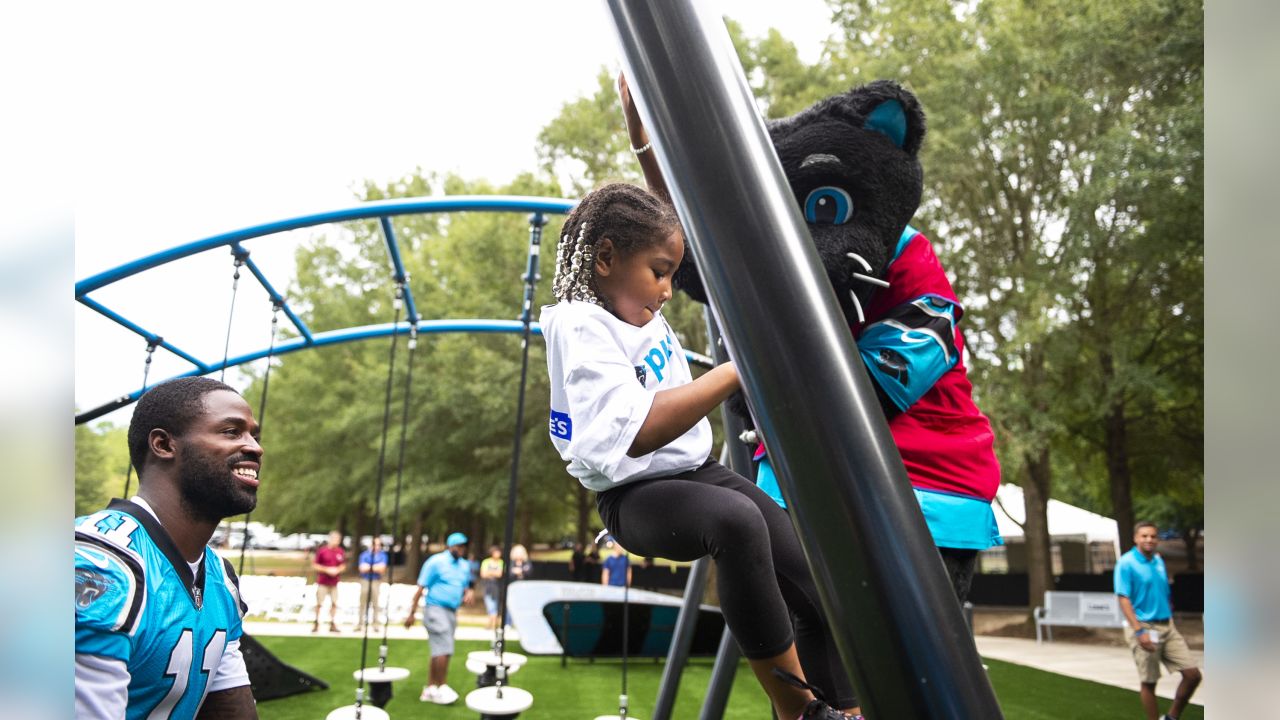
xmin=856 ymin=226 xmax=1001 ymax=504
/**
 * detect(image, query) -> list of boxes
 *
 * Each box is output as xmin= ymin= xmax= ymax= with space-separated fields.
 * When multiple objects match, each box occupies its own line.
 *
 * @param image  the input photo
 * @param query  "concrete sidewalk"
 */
xmin=245 ymin=619 xmax=513 ymax=643
xmin=975 ymin=636 xmax=1206 ymax=707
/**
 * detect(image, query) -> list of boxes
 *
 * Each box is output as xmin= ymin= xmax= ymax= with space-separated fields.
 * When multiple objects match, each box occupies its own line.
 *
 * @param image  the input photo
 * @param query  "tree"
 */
xmin=245 ymin=171 xmax=590 ymax=551
xmin=75 ymin=422 xmax=129 ymax=516
xmin=825 ymin=0 xmax=1202 ymax=605
xmin=75 ymin=424 xmax=111 ymax=516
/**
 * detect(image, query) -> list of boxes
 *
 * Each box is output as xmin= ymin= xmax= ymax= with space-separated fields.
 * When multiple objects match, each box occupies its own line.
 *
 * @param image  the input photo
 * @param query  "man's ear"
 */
xmin=594 ymin=237 xmax=616 ymax=277
xmin=148 ymin=428 xmax=177 ymax=462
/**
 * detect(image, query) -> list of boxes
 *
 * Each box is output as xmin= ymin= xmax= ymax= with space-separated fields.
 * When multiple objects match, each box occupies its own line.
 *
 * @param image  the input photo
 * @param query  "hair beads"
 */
xmin=551 ymin=184 xmax=680 ymax=305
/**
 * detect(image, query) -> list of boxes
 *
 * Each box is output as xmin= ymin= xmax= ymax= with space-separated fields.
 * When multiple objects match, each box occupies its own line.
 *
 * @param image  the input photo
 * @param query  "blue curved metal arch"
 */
xmin=76 ymin=196 xmax=578 ymax=361
xmin=75 ymin=195 xmax=577 ymax=297
xmin=75 ymin=319 xmax=715 ymax=425
xmin=75 ymin=194 xmax=714 ymax=425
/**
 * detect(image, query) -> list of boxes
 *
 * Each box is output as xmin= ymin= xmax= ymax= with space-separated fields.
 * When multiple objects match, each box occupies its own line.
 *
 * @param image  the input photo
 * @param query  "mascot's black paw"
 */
xmin=726 ymin=390 xmax=753 ymax=428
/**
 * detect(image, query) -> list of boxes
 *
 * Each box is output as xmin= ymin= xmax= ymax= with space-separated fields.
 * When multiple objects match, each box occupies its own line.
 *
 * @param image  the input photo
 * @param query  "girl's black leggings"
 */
xmin=596 ymin=458 xmax=856 ymax=708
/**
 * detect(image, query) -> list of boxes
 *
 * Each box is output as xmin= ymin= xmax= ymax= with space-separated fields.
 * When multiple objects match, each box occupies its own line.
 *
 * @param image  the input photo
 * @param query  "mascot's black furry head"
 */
xmin=677 ymin=80 xmax=926 ymax=323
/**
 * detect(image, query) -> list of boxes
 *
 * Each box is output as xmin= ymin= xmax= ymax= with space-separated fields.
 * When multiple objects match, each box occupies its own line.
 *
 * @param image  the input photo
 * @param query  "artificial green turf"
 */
xmin=252 ymin=636 xmax=1204 ymax=719
xmin=983 ymin=657 xmax=1203 ymax=720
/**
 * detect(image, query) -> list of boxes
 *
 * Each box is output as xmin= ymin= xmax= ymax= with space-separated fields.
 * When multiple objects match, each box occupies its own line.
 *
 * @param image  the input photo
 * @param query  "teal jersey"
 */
xmin=75 ymin=500 xmax=247 ymax=720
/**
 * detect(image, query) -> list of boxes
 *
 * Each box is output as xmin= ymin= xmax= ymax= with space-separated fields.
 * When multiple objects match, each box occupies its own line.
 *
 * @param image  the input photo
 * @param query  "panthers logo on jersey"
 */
xmin=75 ymin=567 xmax=113 ymax=609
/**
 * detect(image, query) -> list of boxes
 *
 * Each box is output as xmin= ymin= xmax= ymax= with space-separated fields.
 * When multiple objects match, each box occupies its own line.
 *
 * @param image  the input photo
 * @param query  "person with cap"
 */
xmin=404 ymin=531 xmax=474 ymax=705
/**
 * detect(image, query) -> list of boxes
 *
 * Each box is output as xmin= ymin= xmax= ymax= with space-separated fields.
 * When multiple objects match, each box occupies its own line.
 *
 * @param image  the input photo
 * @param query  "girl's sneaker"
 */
xmin=798 ymin=698 xmax=854 ymax=718
xmin=419 ymin=685 xmax=438 ymax=702
xmin=772 ymin=667 xmax=857 ymax=719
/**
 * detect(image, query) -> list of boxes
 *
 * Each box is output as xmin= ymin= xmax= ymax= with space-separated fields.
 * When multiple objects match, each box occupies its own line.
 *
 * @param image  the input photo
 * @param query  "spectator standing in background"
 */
xmin=312 ymin=530 xmax=345 ymax=633
xmin=601 ymin=540 xmax=631 ymax=588
xmin=569 ymin=542 xmax=587 ymax=582
xmin=356 ymin=537 xmax=388 ymax=630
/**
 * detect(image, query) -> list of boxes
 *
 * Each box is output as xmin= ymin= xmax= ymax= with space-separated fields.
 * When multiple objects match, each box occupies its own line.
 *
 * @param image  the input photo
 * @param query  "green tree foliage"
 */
xmin=75 ymin=422 xmax=129 ymax=516
xmin=537 ymin=3 xmax=1202 ymax=601
xmin=200 ymin=5 xmax=1203 ymax=603
xmin=828 ymin=0 xmax=1203 ymax=598
xmin=537 ymin=70 xmax=639 ymax=196
xmin=245 ymin=172 xmax=589 ymax=554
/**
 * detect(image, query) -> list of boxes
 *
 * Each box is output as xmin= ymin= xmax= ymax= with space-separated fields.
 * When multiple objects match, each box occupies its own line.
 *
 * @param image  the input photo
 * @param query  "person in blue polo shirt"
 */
xmin=600 ymin=540 xmax=631 ymax=588
xmin=403 ymin=532 xmax=474 ymax=706
xmin=1114 ymin=521 xmax=1202 ymax=720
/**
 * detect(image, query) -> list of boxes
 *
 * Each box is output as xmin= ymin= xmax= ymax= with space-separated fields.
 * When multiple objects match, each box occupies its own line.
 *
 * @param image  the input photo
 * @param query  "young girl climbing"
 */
xmin=541 ymin=183 xmax=857 ymax=719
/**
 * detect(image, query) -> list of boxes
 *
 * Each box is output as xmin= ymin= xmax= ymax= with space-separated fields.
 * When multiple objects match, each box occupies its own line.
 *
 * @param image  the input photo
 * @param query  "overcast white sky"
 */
xmin=69 ymin=1 xmax=838 ymax=424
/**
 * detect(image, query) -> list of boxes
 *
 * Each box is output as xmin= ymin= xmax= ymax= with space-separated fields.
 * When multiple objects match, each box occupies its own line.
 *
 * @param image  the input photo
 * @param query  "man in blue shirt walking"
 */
xmin=404 ymin=532 xmax=474 ymax=705
xmin=1114 ymin=521 xmax=1202 ymax=720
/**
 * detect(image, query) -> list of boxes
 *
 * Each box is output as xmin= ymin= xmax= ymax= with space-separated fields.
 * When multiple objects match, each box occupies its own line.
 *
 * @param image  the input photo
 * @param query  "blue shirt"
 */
xmin=359 ymin=549 xmax=388 ymax=580
xmin=76 ymin=500 xmax=246 ymax=720
xmin=417 ymin=550 xmax=472 ymax=609
xmin=602 ymin=553 xmax=629 ymax=586
xmin=1114 ymin=547 xmax=1172 ymax=621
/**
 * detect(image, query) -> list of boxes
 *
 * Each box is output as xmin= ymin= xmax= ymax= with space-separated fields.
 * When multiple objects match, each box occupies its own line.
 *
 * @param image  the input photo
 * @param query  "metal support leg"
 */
xmin=698 ymin=628 xmax=741 ymax=720
xmin=697 ymin=309 xmax=751 ymax=720
xmin=651 ymin=557 xmax=710 ymax=720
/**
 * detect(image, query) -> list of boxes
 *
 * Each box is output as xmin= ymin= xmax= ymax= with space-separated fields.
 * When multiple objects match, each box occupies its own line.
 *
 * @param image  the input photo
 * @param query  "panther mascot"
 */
xmin=621 ymin=75 xmax=1003 ymax=604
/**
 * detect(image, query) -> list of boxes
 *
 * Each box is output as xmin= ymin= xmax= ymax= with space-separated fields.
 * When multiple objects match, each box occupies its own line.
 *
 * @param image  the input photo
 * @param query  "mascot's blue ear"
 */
xmin=864 ymin=99 xmax=908 ymax=148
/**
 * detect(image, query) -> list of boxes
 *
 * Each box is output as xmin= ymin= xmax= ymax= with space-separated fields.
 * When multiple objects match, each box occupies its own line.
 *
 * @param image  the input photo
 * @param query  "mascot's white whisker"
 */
xmin=852 ymin=273 xmax=891 ymax=289
xmin=846 ymin=251 xmax=873 ymax=272
xmin=848 ymin=289 xmax=866 ymax=324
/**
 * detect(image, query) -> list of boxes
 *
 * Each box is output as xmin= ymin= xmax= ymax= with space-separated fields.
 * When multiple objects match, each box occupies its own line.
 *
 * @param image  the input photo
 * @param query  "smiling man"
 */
xmin=1115 ymin=521 xmax=1203 ymax=720
xmin=75 ymin=377 xmax=262 ymax=719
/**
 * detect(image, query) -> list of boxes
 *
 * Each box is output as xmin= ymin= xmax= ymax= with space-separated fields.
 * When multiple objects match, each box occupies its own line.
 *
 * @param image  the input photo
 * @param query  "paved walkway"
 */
xmin=245 ymin=619 xmax=512 ymax=643
xmin=244 ymin=621 xmax=1204 ymax=708
xmin=975 ymin=636 xmax=1206 ymax=707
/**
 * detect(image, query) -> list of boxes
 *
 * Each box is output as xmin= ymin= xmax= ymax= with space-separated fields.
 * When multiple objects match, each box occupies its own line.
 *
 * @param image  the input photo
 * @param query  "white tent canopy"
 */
xmin=992 ymin=483 xmax=1120 ymax=552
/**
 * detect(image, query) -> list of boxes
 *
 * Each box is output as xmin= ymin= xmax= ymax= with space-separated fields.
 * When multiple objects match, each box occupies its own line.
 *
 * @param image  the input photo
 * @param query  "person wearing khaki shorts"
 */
xmin=1115 ymin=522 xmax=1202 ymax=720
xmin=403 ymin=532 xmax=474 ymax=705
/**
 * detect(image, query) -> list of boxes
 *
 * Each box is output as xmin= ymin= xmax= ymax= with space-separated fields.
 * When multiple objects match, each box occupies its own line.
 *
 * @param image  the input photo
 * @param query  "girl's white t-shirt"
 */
xmin=541 ymin=301 xmax=711 ymax=492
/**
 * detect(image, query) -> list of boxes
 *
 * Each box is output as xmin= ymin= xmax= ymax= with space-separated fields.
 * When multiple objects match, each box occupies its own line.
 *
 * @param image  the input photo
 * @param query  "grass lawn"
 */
xmin=252 ymin=636 xmax=1203 ymax=719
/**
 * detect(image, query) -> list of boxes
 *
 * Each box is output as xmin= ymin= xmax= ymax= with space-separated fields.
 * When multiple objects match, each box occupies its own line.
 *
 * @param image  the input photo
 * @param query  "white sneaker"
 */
xmin=432 ymin=684 xmax=459 ymax=705
xmin=419 ymin=685 xmax=438 ymax=702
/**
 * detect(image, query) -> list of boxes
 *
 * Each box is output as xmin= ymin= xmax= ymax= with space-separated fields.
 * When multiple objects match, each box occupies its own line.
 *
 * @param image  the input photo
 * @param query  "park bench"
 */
xmin=1033 ymin=591 xmax=1127 ymax=643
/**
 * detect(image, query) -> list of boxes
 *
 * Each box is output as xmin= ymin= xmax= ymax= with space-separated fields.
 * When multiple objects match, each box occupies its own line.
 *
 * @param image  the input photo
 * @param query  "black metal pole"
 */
xmin=698 ymin=311 xmax=748 ymax=720
xmin=700 ymin=627 xmax=741 ymax=720
xmin=238 ymin=303 xmax=280 ymax=578
xmin=492 ymin=214 xmax=548 ymax=689
xmin=651 ymin=556 xmax=710 ymax=720
xmin=605 ymin=2 xmax=1002 ymax=717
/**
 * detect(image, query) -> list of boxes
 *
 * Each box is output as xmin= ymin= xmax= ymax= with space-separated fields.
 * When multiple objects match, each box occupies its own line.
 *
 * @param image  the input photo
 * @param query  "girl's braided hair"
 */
xmin=551 ymin=183 xmax=681 ymax=304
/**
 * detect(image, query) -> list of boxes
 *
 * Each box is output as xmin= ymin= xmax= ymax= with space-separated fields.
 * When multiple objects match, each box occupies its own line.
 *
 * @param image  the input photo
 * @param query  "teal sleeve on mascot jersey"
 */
xmin=857 ymin=294 xmax=960 ymax=412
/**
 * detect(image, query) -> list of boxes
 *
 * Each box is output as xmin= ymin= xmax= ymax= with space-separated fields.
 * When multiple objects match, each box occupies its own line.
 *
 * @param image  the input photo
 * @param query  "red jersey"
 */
xmin=855 ymin=228 xmax=1001 ymax=502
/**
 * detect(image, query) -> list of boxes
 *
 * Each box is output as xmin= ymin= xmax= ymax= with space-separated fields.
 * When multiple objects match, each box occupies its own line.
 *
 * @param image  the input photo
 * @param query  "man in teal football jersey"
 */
xmin=76 ymin=377 xmax=262 ymax=719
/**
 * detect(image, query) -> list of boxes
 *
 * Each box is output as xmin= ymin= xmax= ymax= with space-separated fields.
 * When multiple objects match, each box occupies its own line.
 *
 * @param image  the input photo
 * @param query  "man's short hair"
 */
xmin=127 ymin=377 xmax=238 ymax=475
xmin=1134 ymin=520 xmax=1158 ymax=534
